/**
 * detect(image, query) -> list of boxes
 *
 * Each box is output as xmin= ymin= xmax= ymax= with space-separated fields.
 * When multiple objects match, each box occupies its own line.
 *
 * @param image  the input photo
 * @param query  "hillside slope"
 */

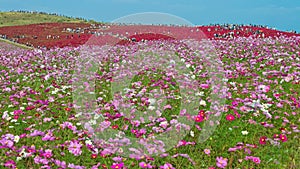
xmin=0 ymin=11 xmax=98 ymax=27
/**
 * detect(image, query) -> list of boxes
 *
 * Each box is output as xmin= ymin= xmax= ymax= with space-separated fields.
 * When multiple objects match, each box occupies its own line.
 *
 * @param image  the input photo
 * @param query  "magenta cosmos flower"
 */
xmin=195 ymin=115 xmax=204 ymax=122
xmin=43 ymin=149 xmax=53 ymax=158
xmin=225 ymin=114 xmax=235 ymax=121
xmin=110 ymin=162 xmax=124 ymax=169
xmin=259 ymin=136 xmax=267 ymax=145
xmin=279 ymin=134 xmax=288 ymax=142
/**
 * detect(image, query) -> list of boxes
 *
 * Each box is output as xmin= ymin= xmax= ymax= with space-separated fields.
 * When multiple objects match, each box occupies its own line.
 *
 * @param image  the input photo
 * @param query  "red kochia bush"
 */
xmin=0 ymin=23 xmax=298 ymax=48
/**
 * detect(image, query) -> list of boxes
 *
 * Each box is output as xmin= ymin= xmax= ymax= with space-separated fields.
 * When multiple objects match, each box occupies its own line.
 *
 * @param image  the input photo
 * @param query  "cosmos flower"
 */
xmin=195 ymin=115 xmax=204 ymax=122
xmin=259 ymin=136 xmax=267 ymax=145
xmin=68 ymin=140 xmax=82 ymax=156
xmin=0 ymin=138 xmax=14 ymax=148
xmin=204 ymin=149 xmax=211 ymax=155
xmin=4 ymin=160 xmax=16 ymax=169
xmin=216 ymin=156 xmax=228 ymax=168
xmin=43 ymin=149 xmax=53 ymax=158
xmin=159 ymin=163 xmax=175 ymax=169
xmin=225 ymin=114 xmax=235 ymax=121
xmin=279 ymin=134 xmax=288 ymax=142
xmin=110 ymin=162 xmax=124 ymax=169
xmin=241 ymin=130 xmax=249 ymax=135
xmin=139 ymin=162 xmax=153 ymax=168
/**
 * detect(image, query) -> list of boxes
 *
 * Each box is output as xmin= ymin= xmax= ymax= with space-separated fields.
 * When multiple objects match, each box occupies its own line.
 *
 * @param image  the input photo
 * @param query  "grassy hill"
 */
xmin=0 ymin=11 xmax=99 ymax=27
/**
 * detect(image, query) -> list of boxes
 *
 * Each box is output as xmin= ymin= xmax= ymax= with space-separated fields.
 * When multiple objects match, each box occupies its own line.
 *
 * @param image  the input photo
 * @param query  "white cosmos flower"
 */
xmin=170 ymin=60 xmax=175 ymax=64
xmin=148 ymin=106 xmax=155 ymax=111
xmin=229 ymin=82 xmax=236 ymax=86
xmin=44 ymin=74 xmax=50 ymax=80
xmin=85 ymin=139 xmax=93 ymax=145
xmin=200 ymin=100 xmax=206 ymax=106
xmin=2 ymin=111 xmax=10 ymax=120
xmin=195 ymin=92 xmax=204 ymax=96
xmin=241 ymin=131 xmax=249 ymax=135
xmin=75 ymin=112 xmax=82 ymax=118
xmin=10 ymin=119 xmax=17 ymax=123
xmin=148 ymin=98 xmax=156 ymax=105
xmin=280 ymin=79 xmax=284 ymax=84
xmin=222 ymin=78 xmax=229 ymax=82
xmin=88 ymin=119 xmax=96 ymax=125
xmin=262 ymin=103 xmax=272 ymax=109
xmin=253 ymin=110 xmax=260 ymax=117
xmin=93 ymin=113 xmax=100 ymax=120
xmin=190 ymin=130 xmax=195 ymax=137
xmin=14 ymin=136 xmax=20 ymax=143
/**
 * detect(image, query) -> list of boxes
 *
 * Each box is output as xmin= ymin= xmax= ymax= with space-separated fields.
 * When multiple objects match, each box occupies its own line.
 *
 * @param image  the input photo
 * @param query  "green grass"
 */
xmin=0 ymin=11 xmax=99 ymax=27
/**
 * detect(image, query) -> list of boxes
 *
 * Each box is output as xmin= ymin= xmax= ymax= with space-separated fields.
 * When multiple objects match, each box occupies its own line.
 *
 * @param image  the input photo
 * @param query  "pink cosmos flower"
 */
xmin=112 ymin=156 xmax=122 ymax=162
xmin=257 ymin=84 xmax=270 ymax=93
xmin=160 ymin=163 xmax=175 ymax=169
xmin=0 ymin=138 xmax=14 ymax=148
xmin=91 ymin=162 xmax=101 ymax=169
xmin=42 ymin=132 xmax=55 ymax=141
xmin=245 ymin=156 xmax=261 ymax=164
xmin=4 ymin=159 xmax=16 ymax=169
xmin=54 ymin=160 xmax=67 ymax=168
xmin=68 ymin=163 xmax=86 ymax=169
xmin=252 ymin=157 xmax=261 ymax=164
xmin=29 ymin=130 xmax=45 ymax=137
xmin=163 ymin=104 xmax=172 ymax=110
xmin=68 ymin=140 xmax=82 ymax=156
xmin=139 ymin=162 xmax=153 ymax=168
xmin=216 ymin=157 xmax=228 ymax=168
xmin=204 ymin=149 xmax=211 ymax=155
xmin=20 ymin=133 xmax=27 ymax=138
xmin=232 ymin=101 xmax=239 ymax=107
xmin=200 ymin=84 xmax=210 ymax=89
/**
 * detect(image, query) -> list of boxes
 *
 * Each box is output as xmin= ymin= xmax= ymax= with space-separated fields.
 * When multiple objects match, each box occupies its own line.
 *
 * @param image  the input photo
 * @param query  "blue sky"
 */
xmin=0 ymin=0 xmax=299 ymax=31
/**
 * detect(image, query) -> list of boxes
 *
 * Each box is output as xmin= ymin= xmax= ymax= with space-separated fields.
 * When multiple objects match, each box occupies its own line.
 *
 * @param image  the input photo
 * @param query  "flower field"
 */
xmin=0 ymin=23 xmax=299 ymax=49
xmin=0 ymin=25 xmax=300 ymax=169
